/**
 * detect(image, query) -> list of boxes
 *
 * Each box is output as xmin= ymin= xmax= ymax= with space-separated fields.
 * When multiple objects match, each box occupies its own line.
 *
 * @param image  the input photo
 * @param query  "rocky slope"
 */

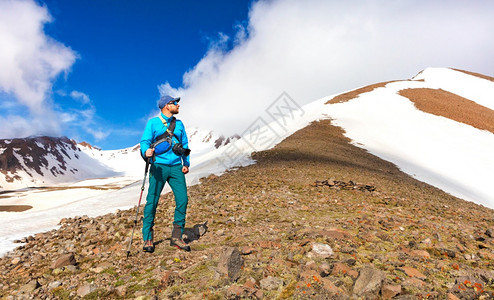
xmin=1 ymin=118 xmax=493 ymax=299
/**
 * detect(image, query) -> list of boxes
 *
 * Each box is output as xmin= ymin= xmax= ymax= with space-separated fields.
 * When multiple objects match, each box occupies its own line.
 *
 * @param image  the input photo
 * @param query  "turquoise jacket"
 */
xmin=140 ymin=113 xmax=190 ymax=167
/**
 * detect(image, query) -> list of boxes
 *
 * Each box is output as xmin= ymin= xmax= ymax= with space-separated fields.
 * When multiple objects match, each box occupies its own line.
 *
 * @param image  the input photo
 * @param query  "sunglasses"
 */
xmin=168 ymin=101 xmax=179 ymax=106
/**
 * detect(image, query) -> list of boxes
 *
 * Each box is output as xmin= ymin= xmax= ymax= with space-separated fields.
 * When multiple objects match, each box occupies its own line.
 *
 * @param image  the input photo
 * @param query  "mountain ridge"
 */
xmin=0 ymin=136 xmax=122 ymax=191
xmin=0 ymin=128 xmax=240 ymax=191
xmin=1 ymin=67 xmax=493 ymax=298
xmin=1 ymin=117 xmax=493 ymax=298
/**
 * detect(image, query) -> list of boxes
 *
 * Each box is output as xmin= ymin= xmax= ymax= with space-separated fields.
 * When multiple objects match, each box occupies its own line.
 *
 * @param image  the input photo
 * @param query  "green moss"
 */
xmin=101 ymin=267 xmax=117 ymax=276
xmin=277 ymin=279 xmax=297 ymax=299
xmin=85 ymin=277 xmax=96 ymax=283
xmin=51 ymin=286 xmax=71 ymax=299
xmin=162 ymin=283 xmax=199 ymax=298
xmin=114 ymin=279 xmax=125 ymax=287
xmin=192 ymin=243 xmax=215 ymax=251
xmin=126 ymin=283 xmax=145 ymax=293
xmin=83 ymin=288 xmax=111 ymax=299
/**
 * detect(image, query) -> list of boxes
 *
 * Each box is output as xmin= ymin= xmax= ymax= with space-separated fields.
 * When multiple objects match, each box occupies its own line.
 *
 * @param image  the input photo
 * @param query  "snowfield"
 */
xmin=1 ymin=67 xmax=493 ymax=256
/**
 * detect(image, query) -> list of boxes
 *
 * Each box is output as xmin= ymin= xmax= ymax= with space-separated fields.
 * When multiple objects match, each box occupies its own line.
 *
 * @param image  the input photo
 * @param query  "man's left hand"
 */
xmin=182 ymin=166 xmax=189 ymax=174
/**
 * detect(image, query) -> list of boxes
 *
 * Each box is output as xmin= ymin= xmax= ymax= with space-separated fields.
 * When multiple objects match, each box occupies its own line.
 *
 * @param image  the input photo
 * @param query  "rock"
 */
xmin=298 ymin=227 xmax=352 ymax=241
xmin=299 ymin=270 xmax=320 ymax=282
xmin=243 ymin=278 xmax=257 ymax=289
xmin=52 ymin=268 xmax=63 ymax=275
xmin=65 ymin=265 xmax=78 ymax=272
xmin=160 ymin=270 xmax=182 ymax=288
xmin=258 ymin=240 xmax=281 ymax=249
xmin=474 ymin=269 xmax=494 ymax=284
xmin=241 ymin=246 xmax=254 ymax=255
xmin=479 ymin=250 xmax=494 ymax=260
xmin=19 ymin=279 xmax=40 ymax=293
xmin=382 ymin=284 xmax=401 ymax=299
xmin=439 ymin=248 xmax=456 ymax=258
xmin=91 ymin=266 xmax=105 ymax=273
xmin=308 ymin=243 xmax=333 ymax=258
xmin=11 ymin=257 xmax=21 ymax=265
xmin=353 ymin=265 xmax=385 ymax=298
xmin=51 ymin=254 xmax=76 ymax=269
xmin=217 ymin=247 xmax=244 ymax=281
xmin=318 ymin=262 xmax=331 ymax=276
xmin=447 ymin=293 xmax=461 ymax=300
xmin=115 ymin=285 xmax=127 ymax=297
xmin=77 ymin=283 xmax=96 ymax=297
xmin=260 ymin=276 xmax=283 ymax=290
xmin=320 ymin=277 xmax=341 ymax=295
xmin=410 ymin=250 xmax=430 ymax=259
xmin=48 ymin=281 xmax=62 ymax=289
xmin=226 ymin=283 xmax=262 ymax=299
xmin=331 ymin=262 xmax=358 ymax=279
xmin=227 ymin=285 xmax=245 ymax=297
xmin=402 ymin=277 xmax=426 ymax=288
xmin=400 ymin=266 xmax=427 ymax=280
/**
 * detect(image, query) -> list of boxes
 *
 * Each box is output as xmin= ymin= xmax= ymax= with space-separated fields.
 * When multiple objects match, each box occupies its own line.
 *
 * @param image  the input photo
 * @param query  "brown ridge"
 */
xmin=326 ymin=81 xmax=394 ymax=104
xmin=399 ymin=88 xmax=494 ymax=134
xmin=0 ymin=205 xmax=32 ymax=212
xmin=452 ymin=68 xmax=494 ymax=83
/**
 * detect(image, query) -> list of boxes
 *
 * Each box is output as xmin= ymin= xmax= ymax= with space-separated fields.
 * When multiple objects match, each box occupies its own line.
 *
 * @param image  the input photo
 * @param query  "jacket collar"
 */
xmin=160 ymin=112 xmax=173 ymax=121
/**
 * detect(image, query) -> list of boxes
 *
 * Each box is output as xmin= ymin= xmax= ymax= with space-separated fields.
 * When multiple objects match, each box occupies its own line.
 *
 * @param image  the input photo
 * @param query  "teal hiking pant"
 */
xmin=142 ymin=163 xmax=188 ymax=241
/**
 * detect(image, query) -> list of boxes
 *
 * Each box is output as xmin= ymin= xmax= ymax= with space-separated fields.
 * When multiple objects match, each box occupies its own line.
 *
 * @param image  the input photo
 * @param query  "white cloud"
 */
xmin=0 ymin=0 xmax=76 ymax=112
xmin=0 ymin=0 xmax=76 ymax=138
xmin=0 ymin=112 xmax=60 ymax=139
xmin=59 ymin=112 xmax=77 ymax=123
xmin=160 ymin=0 xmax=494 ymax=136
xmin=86 ymin=128 xmax=109 ymax=141
xmin=70 ymin=90 xmax=91 ymax=104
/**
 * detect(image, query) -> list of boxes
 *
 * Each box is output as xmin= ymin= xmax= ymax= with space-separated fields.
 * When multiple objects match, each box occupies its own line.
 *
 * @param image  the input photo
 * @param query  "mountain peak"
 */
xmin=0 ymin=136 xmax=115 ymax=190
xmin=78 ymin=141 xmax=100 ymax=151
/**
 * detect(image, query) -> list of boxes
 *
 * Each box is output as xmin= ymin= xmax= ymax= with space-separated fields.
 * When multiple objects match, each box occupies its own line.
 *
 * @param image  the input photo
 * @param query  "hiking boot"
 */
xmin=170 ymin=237 xmax=191 ymax=252
xmin=171 ymin=224 xmax=191 ymax=251
xmin=143 ymin=240 xmax=155 ymax=253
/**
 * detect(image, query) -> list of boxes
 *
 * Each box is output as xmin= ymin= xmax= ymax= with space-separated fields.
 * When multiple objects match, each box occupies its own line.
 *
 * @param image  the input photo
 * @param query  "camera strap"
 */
xmin=156 ymin=115 xmax=177 ymax=141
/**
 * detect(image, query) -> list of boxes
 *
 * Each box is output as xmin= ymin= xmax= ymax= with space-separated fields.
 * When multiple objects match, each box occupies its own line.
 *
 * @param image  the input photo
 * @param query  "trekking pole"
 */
xmin=126 ymin=157 xmax=151 ymax=258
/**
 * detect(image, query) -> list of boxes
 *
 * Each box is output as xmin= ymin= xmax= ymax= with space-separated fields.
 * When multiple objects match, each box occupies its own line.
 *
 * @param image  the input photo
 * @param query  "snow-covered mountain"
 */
xmin=0 ymin=137 xmax=118 ymax=190
xmin=1 ymin=67 xmax=493 ymax=256
xmin=0 ymin=129 xmax=238 ymax=191
xmin=1 ymin=67 xmax=492 ymax=204
xmin=327 ymin=68 xmax=494 ymax=208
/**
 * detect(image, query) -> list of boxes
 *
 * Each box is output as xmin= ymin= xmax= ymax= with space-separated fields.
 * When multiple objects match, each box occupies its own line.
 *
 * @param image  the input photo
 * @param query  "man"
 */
xmin=140 ymin=95 xmax=191 ymax=252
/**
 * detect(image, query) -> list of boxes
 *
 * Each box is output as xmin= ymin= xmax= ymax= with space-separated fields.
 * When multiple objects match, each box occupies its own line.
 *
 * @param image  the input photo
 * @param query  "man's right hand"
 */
xmin=145 ymin=148 xmax=155 ymax=158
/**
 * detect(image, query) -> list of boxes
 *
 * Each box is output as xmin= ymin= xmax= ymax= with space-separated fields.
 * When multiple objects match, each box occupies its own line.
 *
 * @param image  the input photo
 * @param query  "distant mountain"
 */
xmin=0 ymin=137 xmax=120 ymax=190
xmin=0 ymin=128 xmax=239 ymax=191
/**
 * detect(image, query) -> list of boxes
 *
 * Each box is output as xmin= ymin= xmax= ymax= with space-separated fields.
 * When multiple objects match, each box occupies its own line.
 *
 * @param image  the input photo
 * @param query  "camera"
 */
xmin=172 ymin=143 xmax=191 ymax=156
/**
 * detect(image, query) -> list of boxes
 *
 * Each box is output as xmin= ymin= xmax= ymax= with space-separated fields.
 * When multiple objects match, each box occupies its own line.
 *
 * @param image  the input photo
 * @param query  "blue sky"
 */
xmin=43 ymin=0 xmax=251 ymax=137
xmin=1 ymin=0 xmax=493 ymax=150
xmin=0 ymin=0 xmax=252 ymax=149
